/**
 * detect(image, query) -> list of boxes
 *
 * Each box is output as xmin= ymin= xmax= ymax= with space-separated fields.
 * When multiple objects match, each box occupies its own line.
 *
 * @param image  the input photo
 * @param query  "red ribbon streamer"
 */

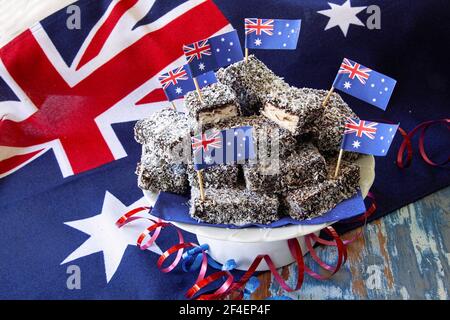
xmin=115 ymin=197 xmax=377 ymax=300
xmin=397 ymin=118 xmax=450 ymax=168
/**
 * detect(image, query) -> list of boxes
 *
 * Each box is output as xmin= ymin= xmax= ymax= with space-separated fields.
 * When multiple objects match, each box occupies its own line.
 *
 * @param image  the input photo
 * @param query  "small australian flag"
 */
xmin=183 ymin=30 xmax=244 ymax=77
xmin=245 ymin=18 xmax=301 ymax=50
xmin=158 ymin=64 xmax=216 ymax=101
xmin=333 ymin=58 xmax=397 ymax=111
xmin=192 ymin=126 xmax=255 ymax=170
xmin=341 ymin=118 xmax=399 ymax=156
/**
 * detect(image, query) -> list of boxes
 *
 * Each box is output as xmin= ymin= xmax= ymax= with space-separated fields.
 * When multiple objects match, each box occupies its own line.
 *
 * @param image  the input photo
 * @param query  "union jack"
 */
xmin=0 ymin=0 xmax=230 ymax=178
xmin=158 ymin=67 xmax=188 ymax=89
xmin=344 ymin=118 xmax=378 ymax=139
xmin=245 ymin=18 xmax=274 ymax=36
xmin=183 ymin=40 xmax=212 ymax=63
xmin=338 ymin=58 xmax=372 ymax=84
xmin=191 ymin=130 xmax=222 ymax=154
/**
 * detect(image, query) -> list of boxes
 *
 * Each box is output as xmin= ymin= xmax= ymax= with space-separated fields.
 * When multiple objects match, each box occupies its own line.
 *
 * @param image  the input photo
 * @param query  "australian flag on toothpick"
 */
xmin=158 ymin=65 xmax=216 ymax=101
xmin=192 ymin=127 xmax=255 ymax=170
xmin=183 ymin=30 xmax=244 ymax=77
xmin=341 ymin=118 xmax=399 ymax=156
xmin=245 ymin=18 xmax=301 ymax=50
xmin=333 ymin=58 xmax=397 ymax=111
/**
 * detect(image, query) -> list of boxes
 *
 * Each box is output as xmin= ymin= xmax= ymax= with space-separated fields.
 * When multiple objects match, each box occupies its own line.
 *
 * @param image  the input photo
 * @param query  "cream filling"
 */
xmin=262 ymin=104 xmax=299 ymax=133
xmin=198 ymin=104 xmax=238 ymax=124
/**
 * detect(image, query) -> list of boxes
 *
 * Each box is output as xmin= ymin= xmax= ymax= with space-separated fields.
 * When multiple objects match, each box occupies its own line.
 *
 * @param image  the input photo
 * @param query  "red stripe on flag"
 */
xmin=76 ymin=0 xmax=139 ymax=70
xmin=0 ymin=149 xmax=44 ymax=175
xmin=136 ymin=88 xmax=166 ymax=105
xmin=0 ymin=0 xmax=229 ymax=175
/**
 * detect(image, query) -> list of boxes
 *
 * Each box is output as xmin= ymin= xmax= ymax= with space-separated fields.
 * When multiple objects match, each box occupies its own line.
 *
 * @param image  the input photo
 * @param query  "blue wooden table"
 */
xmin=252 ymin=186 xmax=450 ymax=300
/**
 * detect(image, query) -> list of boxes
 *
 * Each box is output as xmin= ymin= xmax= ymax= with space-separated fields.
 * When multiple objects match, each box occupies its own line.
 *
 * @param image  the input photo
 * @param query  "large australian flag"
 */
xmin=333 ymin=58 xmax=397 ymax=111
xmin=192 ymin=127 xmax=255 ymax=170
xmin=245 ymin=18 xmax=301 ymax=50
xmin=341 ymin=118 xmax=399 ymax=156
xmin=183 ymin=30 xmax=244 ymax=77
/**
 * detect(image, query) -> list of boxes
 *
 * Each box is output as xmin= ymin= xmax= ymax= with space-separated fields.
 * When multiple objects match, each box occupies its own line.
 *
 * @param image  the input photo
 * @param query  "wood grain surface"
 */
xmin=251 ymin=186 xmax=450 ymax=300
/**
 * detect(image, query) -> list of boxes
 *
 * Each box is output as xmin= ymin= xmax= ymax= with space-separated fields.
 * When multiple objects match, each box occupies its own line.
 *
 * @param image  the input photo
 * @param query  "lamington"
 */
xmin=187 ymin=164 xmax=239 ymax=189
xmin=185 ymin=82 xmax=240 ymax=129
xmin=284 ymin=160 xmax=360 ymax=220
xmin=216 ymin=55 xmax=289 ymax=115
xmin=280 ymin=143 xmax=327 ymax=190
xmin=262 ymin=86 xmax=323 ymax=136
xmin=209 ymin=115 xmax=297 ymax=159
xmin=190 ymin=186 xmax=280 ymax=225
xmin=243 ymin=143 xmax=326 ymax=193
xmin=136 ymin=160 xmax=189 ymax=195
xmin=302 ymin=89 xmax=358 ymax=158
xmin=134 ymin=108 xmax=191 ymax=162
xmin=243 ymin=159 xmax=282 ymax=193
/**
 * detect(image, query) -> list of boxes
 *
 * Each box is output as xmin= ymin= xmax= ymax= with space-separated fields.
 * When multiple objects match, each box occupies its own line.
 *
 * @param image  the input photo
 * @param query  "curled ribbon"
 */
xmin=397 ymin=118 xmax=450 ymax=169
xmin=115 ymin=197 xmax=377 ymax=300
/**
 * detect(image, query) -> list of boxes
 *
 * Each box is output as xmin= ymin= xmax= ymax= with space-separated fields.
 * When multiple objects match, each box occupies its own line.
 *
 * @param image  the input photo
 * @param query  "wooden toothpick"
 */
xmin=322 ymin=86 xmax=335 ymax=108
xmin=193 ymin=77 xmax=204 ymax=103
xmin=170 ymin=101 xmax=177 ymax=111
xmin=245 ymin=48 xmax=249 ymax=63
xmin=334 ymin=149 xmax=344 ymax=178
xmin=197 ymin=170 xmax=206 ymax=201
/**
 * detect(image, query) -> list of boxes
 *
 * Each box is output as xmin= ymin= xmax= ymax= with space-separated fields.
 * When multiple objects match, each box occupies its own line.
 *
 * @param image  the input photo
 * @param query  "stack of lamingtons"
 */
xmin=134 ymin=55 xmax=361 ymax=226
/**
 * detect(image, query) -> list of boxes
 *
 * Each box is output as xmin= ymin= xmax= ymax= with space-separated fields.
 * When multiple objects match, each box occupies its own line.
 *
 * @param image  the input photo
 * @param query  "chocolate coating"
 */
xmin=190 ymin=186 xmax=280 ymax=225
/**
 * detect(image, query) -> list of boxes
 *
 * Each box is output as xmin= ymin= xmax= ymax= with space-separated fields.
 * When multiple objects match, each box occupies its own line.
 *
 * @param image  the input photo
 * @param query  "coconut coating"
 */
xmin=185 ymin=82 xmax=240 ymax=123
xmin=205 ymin=115 xmax=297 ymax=159
xmin=187 ymin=164 xmax=239 ymax=189
xmin=216 ymin=55 xmax=289 ymax=115
xmin=284 ymin=160 xmax=360 ymax=219
xmin=280 ymin=143 xmax=327 ymax=190
xmin=134 ymin=108 xmax=191 ymax=162
xmin=190 ymin=186 xmax=280 ymax=225
xmin=262 ymin=86 xmax=323 ymax=136
xmin=136 ymin=160 xmax=189 ymax=195
xmin=243 ymin=143 xmax=326 ymax=193
xmin=303 ymin=89 xmax=358 ymax=156
xmin=243 ymin=159 xmax=283 ymax=193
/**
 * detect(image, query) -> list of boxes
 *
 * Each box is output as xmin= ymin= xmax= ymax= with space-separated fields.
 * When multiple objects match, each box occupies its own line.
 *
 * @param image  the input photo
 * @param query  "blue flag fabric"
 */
xmin=341 ymin=118 xmax=399 ymax=156
xmin=333 ymin=58 xmax=397 ymax=110
xmin=192 ymin=127 xmax=255 ymax=170
xmin=183 ymin=30 xmax=244 ymax=77
xmin=245 ymin=18 xmax=301 ymax=50
xmin=159 ymin=65 xmax=216 ymax=101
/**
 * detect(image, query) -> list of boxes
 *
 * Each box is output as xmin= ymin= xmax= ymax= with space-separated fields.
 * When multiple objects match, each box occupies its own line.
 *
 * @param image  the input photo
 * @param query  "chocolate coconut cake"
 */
xmin=185 ymin=82 xmax=240 ymax=129
xmin=216 ymin=55 xmax=289 ymax=115
xmin=134 ymin=55 xmax=363 ymax=225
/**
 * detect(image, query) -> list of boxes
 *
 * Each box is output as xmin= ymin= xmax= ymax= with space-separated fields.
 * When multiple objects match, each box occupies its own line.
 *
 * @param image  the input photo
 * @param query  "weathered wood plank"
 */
xmin=251 ymin=186 xmax=450 ymax=300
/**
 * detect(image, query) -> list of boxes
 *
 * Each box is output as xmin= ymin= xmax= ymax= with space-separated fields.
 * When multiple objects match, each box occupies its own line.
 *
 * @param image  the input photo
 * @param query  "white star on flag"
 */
xmin=61 ymin=191 xmax=161 ymax=283
xmin=175 ymin=87 xmax=183 ymax=94
xmin=199 ymin=63 xmax=205 ymax=70
xmin=317 ymin=0 xmax=367 ymax=37
xmin=343 ymin=81 xmax=352 ymax=89
xmin=352 ymin=140 xmax=361 ymax=148
xmin=204 ymin=155 xmax=213 ymax=164
xmin=254 ymin=38 xmax=262 ymax=46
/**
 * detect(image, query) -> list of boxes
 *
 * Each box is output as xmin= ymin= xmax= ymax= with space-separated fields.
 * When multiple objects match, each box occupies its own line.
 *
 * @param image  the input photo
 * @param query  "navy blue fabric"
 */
xmin=151 ymin=190 xmax=366 ymax=228
xmin=0 ymin=0 xmax=449 ymax=299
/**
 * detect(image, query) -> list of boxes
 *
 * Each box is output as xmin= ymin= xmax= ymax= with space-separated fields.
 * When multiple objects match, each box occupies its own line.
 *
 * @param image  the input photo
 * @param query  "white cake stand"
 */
xmin=144 ymin=155 xmax=375 ymax=271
